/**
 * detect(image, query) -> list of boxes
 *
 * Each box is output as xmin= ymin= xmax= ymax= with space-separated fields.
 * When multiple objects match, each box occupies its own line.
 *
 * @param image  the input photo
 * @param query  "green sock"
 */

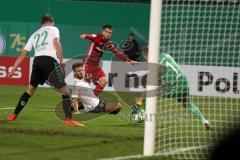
xmin=186 ymin=103 xmax=205 ymax=123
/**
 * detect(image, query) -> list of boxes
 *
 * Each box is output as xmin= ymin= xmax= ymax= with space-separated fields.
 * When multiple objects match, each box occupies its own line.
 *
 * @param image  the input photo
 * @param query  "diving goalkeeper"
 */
xmin=131 ymin=45 xmax=211 ymax=130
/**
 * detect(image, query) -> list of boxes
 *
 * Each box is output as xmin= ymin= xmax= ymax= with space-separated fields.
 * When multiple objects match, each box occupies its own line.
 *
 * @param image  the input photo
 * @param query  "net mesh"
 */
xmin=154 ymin=1 xmax=240 ymax=159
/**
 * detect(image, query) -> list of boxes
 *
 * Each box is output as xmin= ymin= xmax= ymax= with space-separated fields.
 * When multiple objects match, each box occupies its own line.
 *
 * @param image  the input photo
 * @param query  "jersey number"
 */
xmin=34 ymin=31 xmax=48 ymax=49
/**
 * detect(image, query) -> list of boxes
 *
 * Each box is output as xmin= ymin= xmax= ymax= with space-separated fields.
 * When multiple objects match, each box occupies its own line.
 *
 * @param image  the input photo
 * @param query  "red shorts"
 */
xmin=83 ymin=64 xmax=106 ymax=82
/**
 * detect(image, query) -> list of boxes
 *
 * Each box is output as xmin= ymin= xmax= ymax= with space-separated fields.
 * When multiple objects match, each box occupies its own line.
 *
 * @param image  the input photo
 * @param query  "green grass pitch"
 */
xmin=0 ymin=85 xmax=174 ymax=160
xmin=1 ymin=85 xmax=240 ymax=160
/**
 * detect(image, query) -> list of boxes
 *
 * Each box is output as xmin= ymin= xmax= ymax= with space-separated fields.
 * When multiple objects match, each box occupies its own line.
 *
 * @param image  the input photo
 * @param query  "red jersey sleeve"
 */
xmin=108 ymin=42 xmax=131 ymax=62
xmin=84 ymin=34 xmax=98 ymax=42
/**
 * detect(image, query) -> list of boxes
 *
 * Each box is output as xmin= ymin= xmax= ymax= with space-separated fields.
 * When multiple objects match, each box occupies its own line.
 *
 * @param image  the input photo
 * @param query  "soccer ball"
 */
xmin=132 ymin=109 xmax=145 ymax=123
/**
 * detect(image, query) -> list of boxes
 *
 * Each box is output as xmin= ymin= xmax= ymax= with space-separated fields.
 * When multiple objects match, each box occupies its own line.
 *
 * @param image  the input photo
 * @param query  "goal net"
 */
xmin=151 ymin=0 xmax=240 ymax=159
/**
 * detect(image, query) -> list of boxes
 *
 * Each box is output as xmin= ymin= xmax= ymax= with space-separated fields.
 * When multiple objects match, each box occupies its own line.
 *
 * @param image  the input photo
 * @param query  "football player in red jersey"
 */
xmin=80 ymin=24 xmax=138 ymax=96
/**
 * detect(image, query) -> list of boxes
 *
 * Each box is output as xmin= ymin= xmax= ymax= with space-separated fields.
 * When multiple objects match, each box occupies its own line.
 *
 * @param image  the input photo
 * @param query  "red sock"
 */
xmin=94 ymin=83 xmax=105 ymax=96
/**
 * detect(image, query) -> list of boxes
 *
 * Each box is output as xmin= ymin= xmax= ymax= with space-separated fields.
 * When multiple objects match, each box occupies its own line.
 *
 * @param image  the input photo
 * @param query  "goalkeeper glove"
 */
xmin=136 ymin=100 xmax=144 ymax=108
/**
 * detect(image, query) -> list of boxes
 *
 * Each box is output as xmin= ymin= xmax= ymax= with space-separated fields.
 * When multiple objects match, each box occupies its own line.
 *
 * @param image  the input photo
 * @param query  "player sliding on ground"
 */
xmin=80 ymin=25 xmax=138 ymax=96
xmin=7 ymin=14 xmax=83 ymax=127
xmin=131 ymin=45 xmax=212 ymax=130
xmin=71 ymin=62 xmax=121 ymax=114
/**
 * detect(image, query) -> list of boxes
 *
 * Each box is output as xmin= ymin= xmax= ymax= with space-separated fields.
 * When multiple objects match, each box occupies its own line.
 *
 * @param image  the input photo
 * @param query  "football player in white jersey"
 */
xmin=7 ymin=14 xmax=83 ymax=127
xmin=71 ymin=62 xmax=121 ymax=114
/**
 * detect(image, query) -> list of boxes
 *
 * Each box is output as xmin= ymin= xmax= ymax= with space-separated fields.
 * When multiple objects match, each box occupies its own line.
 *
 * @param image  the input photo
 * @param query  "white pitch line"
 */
xmin=0 ymin=107 xmax=55 ymax=112
xmin=157 ymin=144 xmax=212 ymax=156
xmin=98 ymin=154 xmax=143 ymax=160
xmin=0 ymin=107 xmax=14 ymax=110
xmin=98 ymin=144 xmax=212 ymax=160
xmin=31 ymin=108 xmax=55 ymax=112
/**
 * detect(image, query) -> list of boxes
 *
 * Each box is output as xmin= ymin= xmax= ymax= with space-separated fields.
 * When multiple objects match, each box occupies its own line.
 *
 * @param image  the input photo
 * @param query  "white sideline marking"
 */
xmin=98 ymin=145 xmax=212 ymax=160
xmin=0 ymin=107 xmax=14 ymax=110
xmin=98 ymin=154 xmax=143 ymax=160
xmin=31 ymin=108 xmax=55 ymax=112
xmin=0 ymin=107 xmax=54 ymax=112
xmin=157 ymin=144 xmax=212 ymax=156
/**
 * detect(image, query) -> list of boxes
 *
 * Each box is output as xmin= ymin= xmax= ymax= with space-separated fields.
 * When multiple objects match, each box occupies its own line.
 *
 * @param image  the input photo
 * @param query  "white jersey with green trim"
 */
xmin=24 ymin=26 xmax=60 ymax=61
xmin=72 ymin=78 xmax=100 ymax=112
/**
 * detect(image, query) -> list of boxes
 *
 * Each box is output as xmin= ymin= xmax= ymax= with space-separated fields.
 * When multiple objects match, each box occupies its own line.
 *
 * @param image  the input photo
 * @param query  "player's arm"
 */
xmin=52 ymin=27 xmax=63 ymax=65
xmin=8 ymin=35 xmax=33 ymax=78
xmin=71 ymin=84 xmax=80 ymax=114
xmin=54 ymin=38 xmax=64 ymax=65
xmin=7 ymin=49 xmax=28 ymax=78
xmin=108 ymin=42 xmax=138 ymax=65
xmin=80 ymin=34 xmax=96 ymax=42
xmin=71 ymin=98 xmax=80 ymax=113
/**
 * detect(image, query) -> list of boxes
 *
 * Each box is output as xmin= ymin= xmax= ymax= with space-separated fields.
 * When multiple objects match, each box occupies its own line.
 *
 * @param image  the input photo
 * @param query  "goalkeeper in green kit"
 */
xmin=131 ymin=45 xmax=212 ymax=130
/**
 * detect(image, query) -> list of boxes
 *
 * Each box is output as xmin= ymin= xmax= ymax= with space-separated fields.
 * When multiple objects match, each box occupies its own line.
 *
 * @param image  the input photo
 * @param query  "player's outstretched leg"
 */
xmin=105 ymin=102 xmax=121 ymax=114
xmin=7 ymin=85 xmax=36 ymax=121
xmin=88 ymin=99 xmax=121 ymax=115
xmin=60 ymin=86 xmax=84 ymax=127
xmin=186 ymin=102 xmax=212 ymax=130
xmin=93 ymin=76 xmax=107 ymax=96
xmin=180 ymin=89 xmax=212 ymax=130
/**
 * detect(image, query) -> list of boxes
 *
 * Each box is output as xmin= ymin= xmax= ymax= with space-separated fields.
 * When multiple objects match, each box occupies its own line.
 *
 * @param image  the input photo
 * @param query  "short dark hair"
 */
xmin=72 ymin=62 xmax=83 ymax=71
xmin=41 ymin=14 xmax=54 ymax=25
xmin=129 ymin=33 xmax=135 ymax=37
xmin=103 ymin=24 xmax=112 ymax=30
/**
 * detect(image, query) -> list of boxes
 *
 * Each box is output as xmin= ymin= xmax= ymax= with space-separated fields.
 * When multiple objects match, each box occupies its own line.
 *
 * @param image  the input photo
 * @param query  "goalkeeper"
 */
xmin=131 ymin=45 xmax=211 ymax=129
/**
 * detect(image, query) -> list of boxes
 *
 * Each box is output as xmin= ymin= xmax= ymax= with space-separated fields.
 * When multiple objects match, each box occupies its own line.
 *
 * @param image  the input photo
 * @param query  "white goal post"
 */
xmin=143 ymin=0 xmax=163 ymax=156
xmin=144 ymin=0 xmax=240 ymax=159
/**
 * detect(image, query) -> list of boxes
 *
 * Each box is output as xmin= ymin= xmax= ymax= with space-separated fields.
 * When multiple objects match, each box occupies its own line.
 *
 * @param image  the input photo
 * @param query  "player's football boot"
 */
xmin=7 ymin=114 xmax=17 ymax=121
xmin=202 ymin=119 xmax=213 ymax=130
xmin=64 ymin=119 xmax=85 ymax=127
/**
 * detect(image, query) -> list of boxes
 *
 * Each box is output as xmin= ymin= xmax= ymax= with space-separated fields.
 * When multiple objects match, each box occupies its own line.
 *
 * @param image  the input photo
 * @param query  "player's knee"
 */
xmin=26 ymin=90 xmax=35 ymax=96
xmin=26 ymin=85 xmax=37 ymax=96
xmin=59 ymin=86 xmax=70 ymax=95
xmin=89 ymin=100 xmax=106 ymax=113
xmin=109 ymin=103 xmax=121 ymax=114
xmin=99 ymin=78 xmax=107 ymax=86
